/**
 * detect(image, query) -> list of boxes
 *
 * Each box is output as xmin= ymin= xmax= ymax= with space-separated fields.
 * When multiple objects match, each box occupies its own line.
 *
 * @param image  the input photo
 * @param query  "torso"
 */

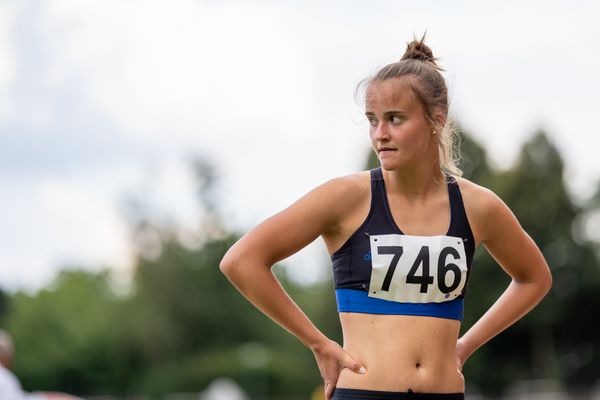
xmin=321 ymin=169 xmax=483 ymax=393
xmin=337 ymin=313 xmax=463 ymax=392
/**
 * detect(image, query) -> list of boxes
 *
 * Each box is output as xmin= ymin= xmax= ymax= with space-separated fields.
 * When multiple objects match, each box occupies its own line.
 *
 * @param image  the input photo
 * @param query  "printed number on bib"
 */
xmin=368 ymin=234 xmax=467 ymax=303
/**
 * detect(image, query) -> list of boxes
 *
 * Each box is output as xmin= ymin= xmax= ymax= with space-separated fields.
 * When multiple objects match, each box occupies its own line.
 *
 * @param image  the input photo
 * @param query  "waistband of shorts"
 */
xmin=332 ymin=387 xmax=465 ymax=400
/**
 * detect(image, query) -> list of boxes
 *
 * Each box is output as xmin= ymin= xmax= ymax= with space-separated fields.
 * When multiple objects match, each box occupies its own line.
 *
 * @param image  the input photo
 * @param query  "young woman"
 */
xmin=220 ymin=36 xmax=552 ymax=400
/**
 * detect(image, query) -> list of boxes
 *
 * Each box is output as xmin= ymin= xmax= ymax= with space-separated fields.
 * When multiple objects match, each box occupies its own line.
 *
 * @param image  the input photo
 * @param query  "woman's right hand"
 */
xmin=311 ymin=338 xmax=366 ymax=400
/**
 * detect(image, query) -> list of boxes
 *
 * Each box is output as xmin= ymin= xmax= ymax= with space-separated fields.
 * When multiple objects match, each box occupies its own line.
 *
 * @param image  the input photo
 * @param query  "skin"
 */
xmin=220 ymin=76 xmax=552 ymax=399
xmin=0 ymin=353 xmax=10 ymax=369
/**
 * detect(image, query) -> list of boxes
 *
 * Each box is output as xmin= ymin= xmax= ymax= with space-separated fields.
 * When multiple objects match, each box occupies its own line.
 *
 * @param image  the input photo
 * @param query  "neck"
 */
xmin=381 ymin=163 xmax=446 ymax=202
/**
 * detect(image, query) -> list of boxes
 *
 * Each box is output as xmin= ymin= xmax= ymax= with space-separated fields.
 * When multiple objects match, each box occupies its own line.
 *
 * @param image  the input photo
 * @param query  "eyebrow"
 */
xmin=365 ymin=110 xmax=408 ymax=117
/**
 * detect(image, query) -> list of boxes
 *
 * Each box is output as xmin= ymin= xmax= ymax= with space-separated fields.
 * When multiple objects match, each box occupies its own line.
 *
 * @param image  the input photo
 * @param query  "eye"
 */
xmin=367 ymin=117 xmax=378 ymax=127
xmin=390 ymin=115 xmax=403 ymax=124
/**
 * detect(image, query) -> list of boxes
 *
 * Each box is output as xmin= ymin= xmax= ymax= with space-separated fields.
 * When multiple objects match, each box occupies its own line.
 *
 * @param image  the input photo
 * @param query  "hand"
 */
xmin=311 ymin=338 xmax=366 ymax=400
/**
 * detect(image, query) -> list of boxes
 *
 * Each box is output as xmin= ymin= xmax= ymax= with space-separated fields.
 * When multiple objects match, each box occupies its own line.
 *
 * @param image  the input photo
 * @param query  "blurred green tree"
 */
xmin=3 ymin=130 xmax=600 ymax=398
xmin=456 ymin=130 xmax=600 ymax=394
xmin=5 ymin=270 xmax=125 ymax=395
xmin=0 ymin=288 xmax=9 ymax=323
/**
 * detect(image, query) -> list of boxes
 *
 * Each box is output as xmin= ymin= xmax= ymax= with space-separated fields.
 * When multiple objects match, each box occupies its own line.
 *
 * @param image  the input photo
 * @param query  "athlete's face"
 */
xmin=365 ymin=77 xmax=438 ymax=171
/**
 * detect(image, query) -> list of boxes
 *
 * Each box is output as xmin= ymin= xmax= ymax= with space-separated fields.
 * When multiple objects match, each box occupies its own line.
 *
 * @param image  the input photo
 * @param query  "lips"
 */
xmin=378 ymin=147 xmax=397 ymax=153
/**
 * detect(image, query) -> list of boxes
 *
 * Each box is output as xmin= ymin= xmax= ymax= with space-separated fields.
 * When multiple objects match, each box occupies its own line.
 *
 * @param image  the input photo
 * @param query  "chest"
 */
xmin=386 ymin=195 xmax=451 ymax=236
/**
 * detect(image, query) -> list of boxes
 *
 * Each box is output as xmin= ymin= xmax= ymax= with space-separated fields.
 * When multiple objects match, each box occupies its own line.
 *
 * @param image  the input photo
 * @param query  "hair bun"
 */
xmin=400 ymin=37 xmax=435 ymax=63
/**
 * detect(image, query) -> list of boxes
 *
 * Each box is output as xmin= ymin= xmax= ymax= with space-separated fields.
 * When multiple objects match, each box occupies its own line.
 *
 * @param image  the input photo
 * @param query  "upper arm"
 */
xmin=221 ymin=174 xmax=362 ymax=270
xmin=476 ymin=187 xmax=552 ymax=286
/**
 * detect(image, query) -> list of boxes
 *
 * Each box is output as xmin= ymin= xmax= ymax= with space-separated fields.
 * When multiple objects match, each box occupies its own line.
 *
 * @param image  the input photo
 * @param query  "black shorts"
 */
xmin=331 ymin=388 xmax=465 ymax=400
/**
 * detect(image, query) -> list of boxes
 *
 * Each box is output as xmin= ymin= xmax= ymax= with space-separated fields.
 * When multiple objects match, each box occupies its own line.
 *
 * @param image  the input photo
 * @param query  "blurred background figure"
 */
xmin=30 ymin=393 xmax=84 ymax=400
xmin=0 ymin=328 xmax=35 ymax=400
xmin=0 ymin=329 xmax=81 ymax=400
xmin=200 ymin=377 xmax=248 ymax=400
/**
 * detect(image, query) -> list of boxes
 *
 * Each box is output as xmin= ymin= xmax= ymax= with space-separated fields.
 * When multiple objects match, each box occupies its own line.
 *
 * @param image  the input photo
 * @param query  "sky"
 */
xmin=1 ymin=0 xmax=599 ymax=292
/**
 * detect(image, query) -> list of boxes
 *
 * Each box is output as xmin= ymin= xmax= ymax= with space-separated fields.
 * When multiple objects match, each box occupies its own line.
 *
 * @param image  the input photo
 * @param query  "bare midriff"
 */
xmin=336 ymin=312 xmax=465 ymax=393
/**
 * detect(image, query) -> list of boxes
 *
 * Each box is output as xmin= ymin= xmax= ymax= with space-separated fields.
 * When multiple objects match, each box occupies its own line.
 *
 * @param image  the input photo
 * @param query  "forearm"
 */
xmin=221 ymin=262 xmax=329 ymax=350
xmin=459 ymin=278 xmax=550 ymax=361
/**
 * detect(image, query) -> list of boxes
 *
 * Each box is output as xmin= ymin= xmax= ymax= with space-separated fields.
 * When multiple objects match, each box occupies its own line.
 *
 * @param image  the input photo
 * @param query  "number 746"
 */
xmin=376 ymin=245 xmax=463 ymax=294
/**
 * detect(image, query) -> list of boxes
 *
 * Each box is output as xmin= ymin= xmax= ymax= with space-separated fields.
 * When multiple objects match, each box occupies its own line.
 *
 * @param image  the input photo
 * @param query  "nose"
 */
xmin=373 ymin=121 xmax=390 ymax=140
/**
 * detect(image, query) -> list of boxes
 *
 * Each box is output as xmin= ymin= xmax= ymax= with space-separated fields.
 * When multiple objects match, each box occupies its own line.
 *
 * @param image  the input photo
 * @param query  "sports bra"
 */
xmin=331 ymin=167 xmax=475 ymax=321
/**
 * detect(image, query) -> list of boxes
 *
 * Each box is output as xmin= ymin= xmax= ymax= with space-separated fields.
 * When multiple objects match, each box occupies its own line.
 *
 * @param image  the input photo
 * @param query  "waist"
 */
xmin=337 ymin=312 xmax=463 ymax=392
xmin=335 ymin=288 xmax=464 ymax=321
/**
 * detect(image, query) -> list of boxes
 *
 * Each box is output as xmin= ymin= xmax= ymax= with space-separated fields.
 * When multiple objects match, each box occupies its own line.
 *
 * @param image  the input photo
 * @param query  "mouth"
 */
xmin=378 ymin=147 xmax=397 ymax=153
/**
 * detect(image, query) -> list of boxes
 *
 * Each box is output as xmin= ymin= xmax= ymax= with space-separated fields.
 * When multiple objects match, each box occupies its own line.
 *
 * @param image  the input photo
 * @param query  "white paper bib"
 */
xmin=368 ymin=234 xmax=467 ymax=303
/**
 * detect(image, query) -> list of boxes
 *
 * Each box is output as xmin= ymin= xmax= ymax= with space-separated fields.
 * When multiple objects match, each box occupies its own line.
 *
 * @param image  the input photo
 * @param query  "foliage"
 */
xmin=5 ymin=270 xmax=125 ymax=394
xmin=1 ymin=130 xmax=599 ymax=398
xmin=457 ymin=130 xmax=600 ymax=394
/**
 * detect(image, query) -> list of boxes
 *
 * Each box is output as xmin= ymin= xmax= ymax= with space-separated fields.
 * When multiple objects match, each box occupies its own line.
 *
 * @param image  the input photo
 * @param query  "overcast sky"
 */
xmin=1 ymin=0 xmax=599 ymax=292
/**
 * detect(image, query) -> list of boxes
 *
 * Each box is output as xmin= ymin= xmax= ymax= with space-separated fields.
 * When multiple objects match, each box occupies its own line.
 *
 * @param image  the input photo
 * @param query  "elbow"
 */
xmin=542 ymin=267 xmax=553 ymax=295
xmin=219 ymin=250 xmax=238 ymax=278
xmin=219 ymin=241 xmax=242 ymax=278
xmin=531 ymin=265 xmax=553 ymax=300
xmin=514 ymin=265 xmax=553 ymax=298
xmin=219 ymin=246 xmax=265 ymax=279
xmin=219 ymin=240 xmax=273 ymax=281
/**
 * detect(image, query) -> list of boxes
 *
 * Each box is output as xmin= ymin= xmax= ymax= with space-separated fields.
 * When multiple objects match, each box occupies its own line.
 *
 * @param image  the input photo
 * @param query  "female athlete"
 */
xmin=220 ymin=36 xmax=552 ymax=399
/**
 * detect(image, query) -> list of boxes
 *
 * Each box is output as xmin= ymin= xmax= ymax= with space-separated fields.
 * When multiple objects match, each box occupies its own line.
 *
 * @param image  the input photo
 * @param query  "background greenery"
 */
xmin=1 ymin=130 xmax=599 ymax=399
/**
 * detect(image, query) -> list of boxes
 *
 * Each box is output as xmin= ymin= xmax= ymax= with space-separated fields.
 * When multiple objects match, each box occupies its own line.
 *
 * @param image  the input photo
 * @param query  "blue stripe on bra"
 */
xmin=335 ymin=288 xmax=464 ymax=321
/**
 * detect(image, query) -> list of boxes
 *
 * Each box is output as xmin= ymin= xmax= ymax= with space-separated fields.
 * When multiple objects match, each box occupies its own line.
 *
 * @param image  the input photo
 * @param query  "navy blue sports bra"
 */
xmin=331 ymin=167 xmax=475 ymax=321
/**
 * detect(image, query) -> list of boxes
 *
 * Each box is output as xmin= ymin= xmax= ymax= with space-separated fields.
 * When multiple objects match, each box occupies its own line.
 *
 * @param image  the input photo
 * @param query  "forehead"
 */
xmin=365 ymin=77 xmax=421 ymax=112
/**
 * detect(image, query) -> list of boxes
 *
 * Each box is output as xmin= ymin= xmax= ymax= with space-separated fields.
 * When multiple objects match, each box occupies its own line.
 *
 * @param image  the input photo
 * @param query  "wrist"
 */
xmin=457 ymin=335 xmax=477 ymax=361
xmin=307 ymin=333 xmax=331 ymax=353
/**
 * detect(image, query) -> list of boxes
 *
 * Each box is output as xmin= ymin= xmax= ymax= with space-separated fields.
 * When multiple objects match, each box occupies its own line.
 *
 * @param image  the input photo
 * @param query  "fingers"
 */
xmin=325 ymin=381 xmax=334 ymax=400
xmin=323 ymin=354 xmax=366 ymax=400
xmin=314 ymin=341 xmax=366 ymax=399
xmin=341 ymin=353 xmax=367 ymax=374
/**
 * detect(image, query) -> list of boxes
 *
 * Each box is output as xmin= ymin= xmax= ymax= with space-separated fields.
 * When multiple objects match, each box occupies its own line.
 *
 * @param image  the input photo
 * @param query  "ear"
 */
xmin=434 ymin=111 xmax=446 ymax=130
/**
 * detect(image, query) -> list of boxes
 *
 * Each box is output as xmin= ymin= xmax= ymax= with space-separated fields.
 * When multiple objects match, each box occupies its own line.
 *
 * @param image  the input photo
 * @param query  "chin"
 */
xmin=378 ymin=159 xmax=403 ymax=171
xmin=378 ymin=154 xmax=421 ymax=171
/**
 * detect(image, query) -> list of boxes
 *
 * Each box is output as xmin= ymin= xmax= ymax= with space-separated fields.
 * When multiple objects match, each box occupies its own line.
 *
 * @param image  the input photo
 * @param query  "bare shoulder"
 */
xmin=453 ymin=177 xmax=515 ymax=246
xmin=453 ymin=177 xmax=551 ymax=287
xmin=323 ymin=169 xmax=371 ymax=193
xmin=263 ymin=168 xmax=371 ymax=235
xmin=453 ymin=177 xmax=502 ymax=214
xmin=320 ymin=170 xmax=371 ymax=225
xmin=309 ymin=170 xmax=372 ymax=255
xmin=221 ymin=169 xmax=372 ymax=268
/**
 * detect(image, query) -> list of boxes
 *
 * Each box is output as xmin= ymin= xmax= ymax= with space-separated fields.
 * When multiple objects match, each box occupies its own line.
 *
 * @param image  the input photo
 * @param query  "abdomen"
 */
xmin=336 ymin=313 xmax=465 ymax=393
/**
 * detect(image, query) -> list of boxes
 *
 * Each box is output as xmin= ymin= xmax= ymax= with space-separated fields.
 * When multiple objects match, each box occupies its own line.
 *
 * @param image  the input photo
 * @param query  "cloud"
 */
xmin=0 ymin=174 xmax=132 ymax=291
xmin=0 ymin=2 xmax=17 ymax=120
xmin=1 ymin=0 xmax=599 ymax=290
xmin=38 ymin=177 xmax=132 ymax=268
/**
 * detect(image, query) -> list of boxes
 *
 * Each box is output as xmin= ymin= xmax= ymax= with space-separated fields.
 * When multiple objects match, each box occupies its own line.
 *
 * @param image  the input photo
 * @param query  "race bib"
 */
xmin=368 ymin=234 xmax=467 ymax=303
